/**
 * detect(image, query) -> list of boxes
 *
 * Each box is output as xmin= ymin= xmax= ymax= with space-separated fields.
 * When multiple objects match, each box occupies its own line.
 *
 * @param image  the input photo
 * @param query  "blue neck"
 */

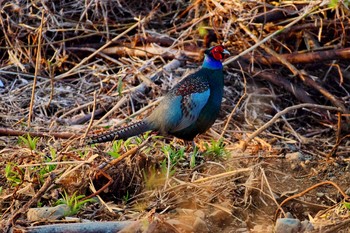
xmin=202 ymin=55 xmax=223 ymax=70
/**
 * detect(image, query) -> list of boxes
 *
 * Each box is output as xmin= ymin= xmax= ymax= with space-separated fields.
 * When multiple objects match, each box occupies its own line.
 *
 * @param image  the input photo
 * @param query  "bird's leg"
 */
xmin=191 ymin=140 xmax=197 ymax=149
xmin=182 ymin=140 xmax=196 ymax=152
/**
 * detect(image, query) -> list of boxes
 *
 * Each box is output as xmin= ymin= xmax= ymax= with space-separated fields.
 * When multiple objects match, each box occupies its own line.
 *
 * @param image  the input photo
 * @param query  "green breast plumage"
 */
xmin=169 ymin=68 xmax=224 ymax=141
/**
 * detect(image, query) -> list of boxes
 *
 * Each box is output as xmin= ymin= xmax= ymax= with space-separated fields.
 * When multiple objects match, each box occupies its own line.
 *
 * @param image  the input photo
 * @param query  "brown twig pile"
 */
xmin=1 ymin=0 xmax=350 ymax=232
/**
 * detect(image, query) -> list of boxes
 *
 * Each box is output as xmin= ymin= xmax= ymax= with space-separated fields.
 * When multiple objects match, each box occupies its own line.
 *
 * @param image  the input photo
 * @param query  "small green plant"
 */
xmin=160 ymin=158 xmax=176 ymax=177
xmin=122 ymin=190 xmax=130 ymax=203
xmin=37 ymin=201 xmax=43 ymax=207
xmin=56 ymin=190 xmax=96 ymax=216
xmin=198 ymin=23 xmax=208 ymax=37
xmin=117 ymin=76 xmax=123 ymax=96
xmin=5 ymin=163 xmax=23 ymax=186
xmin=144 ymin=144 xmax=184 ymax=188
xmin=190 ymin=147 xmax=198 ymax=168
xmin=107 ymin=140 xmax=123 ymax=158
xmin=123 ymin=137 xmax=133 ymax=150
xmin=343 ymin=202 xmax=350 ymax=210
xmin=329 ymin=0 xmax=350 ymax=9
xmin=203 ymin=139 xmax=227 ymax=158
xmin=161 ymin=144 xmax=185 ymax=166
xmin=18 ymin=134 xmax=39 ymax=151
xmin=38 ymin=147 xmax=57 ymax=182
xmin=77 ymin=149 xmax=90 ymax=159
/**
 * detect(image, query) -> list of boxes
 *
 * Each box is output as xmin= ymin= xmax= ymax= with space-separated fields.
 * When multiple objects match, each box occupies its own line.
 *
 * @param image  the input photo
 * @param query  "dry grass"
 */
xmin=0 ymin=0 xmax=350 ymax=232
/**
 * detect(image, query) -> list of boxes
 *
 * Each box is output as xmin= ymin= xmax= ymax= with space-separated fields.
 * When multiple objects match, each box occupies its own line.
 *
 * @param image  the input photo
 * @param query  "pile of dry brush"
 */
xmin=0 ymin=0 xmax=348 ymax=147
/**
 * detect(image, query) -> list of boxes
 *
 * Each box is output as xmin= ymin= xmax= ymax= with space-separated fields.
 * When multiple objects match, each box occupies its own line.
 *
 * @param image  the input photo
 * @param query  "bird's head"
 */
xmin=205 ymin=45 xmax=230 ymax=62
xmin=202 ymin=45 xmax=230 ymax=69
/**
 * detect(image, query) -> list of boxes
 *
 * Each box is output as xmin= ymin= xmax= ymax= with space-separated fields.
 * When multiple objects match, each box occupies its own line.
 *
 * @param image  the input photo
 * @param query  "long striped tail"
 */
xmin=86 ymin=121 xmax=152 ymax=145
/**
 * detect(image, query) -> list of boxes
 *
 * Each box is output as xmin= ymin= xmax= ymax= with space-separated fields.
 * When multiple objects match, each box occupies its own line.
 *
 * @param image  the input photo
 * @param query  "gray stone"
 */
xmin=316 ymin=192 xmax=324 ymax=197
xmin=285 ymin=212 xmax=294 ymax=218
xmin=300 ymin=220 xmax=314 ymax=232
xmin=275 ymin=218 xmax=301 ymax=233
xmin=27 ymin=204 xmax=70 ymax=221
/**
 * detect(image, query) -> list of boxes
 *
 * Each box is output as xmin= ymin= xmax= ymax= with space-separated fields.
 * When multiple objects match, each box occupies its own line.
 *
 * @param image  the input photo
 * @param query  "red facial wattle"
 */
xmin=211 ymin=46 xmax=225 ymax=61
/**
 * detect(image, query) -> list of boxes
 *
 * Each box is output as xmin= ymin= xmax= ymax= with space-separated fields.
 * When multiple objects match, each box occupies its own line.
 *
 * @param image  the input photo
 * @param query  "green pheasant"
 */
xmin=88 ymin=45 xmax=230 ymax=144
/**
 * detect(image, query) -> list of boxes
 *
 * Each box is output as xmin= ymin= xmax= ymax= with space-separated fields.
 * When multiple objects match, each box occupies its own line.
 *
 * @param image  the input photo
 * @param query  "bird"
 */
xmin=87 ymin=45 xmax=230 ymax=144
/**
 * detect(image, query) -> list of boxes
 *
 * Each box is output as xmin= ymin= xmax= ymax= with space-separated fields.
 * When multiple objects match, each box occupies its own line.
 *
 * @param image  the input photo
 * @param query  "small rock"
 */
xmin=27 ymin=204 xmax=70 ymax=221
xmin=300 ymin=220 xmax=314 ymax=232
xmin=275 ymin=218 xmax=301 ymax=233
xmin=345 ymin=187 xmax=350 ymax=196
xmin=194 ymin=210 xmax=205 ymax=219
xmin=285 ymin=152 xmax=303 ymax=161
xmin=208 ymin=209 xmax=232 ymax=226
xmin=285 ymin=212 xmax=294 ymax=218
xmin=193 ymin=217 xmax=209 ymax=233
xmin=316 ymin=192 xmax=324 ymax=197
xmin=236 ymin=228 xmax=249 ymax=232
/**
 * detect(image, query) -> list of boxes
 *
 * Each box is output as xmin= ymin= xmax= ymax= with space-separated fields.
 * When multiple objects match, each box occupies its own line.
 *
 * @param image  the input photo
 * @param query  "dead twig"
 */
xmin=239 ymin=22 xmax=349 ymax=115
xmin=101 ymin=45 xmax=200 ymax=61
xmin=275 ymin=180 xmax=349 ymax=220
xmin=223 ymin=5 xmax=315 ymax=66
xmin=231 ymin=58 xmax=317 ymax=105
xmin=0 ymin=127 xmax=78 ymax=139
xmin=3 ymin=172 xmax=56 ymax=232
xmin=253 ymin=47 xmax=350 ymax=65
xmin=326 ymin=133 xmax=350 ymax=159
xmin=82 ymin=170 xmax=113 ymax=201
xmin=84 ymin=91 xmax=97 ymax=138
xmin=242 ymin=103 xmax=344 ymax=150
xmin=27 ymin=10 xmax=44 ymax=127
xmin=100 ymin=137 xmax=150 ymax=171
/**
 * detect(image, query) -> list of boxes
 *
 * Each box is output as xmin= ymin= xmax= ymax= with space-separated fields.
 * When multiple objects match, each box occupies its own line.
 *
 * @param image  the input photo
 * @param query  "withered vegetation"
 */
xmin=0 ymin=0 xmax=350 ymax=232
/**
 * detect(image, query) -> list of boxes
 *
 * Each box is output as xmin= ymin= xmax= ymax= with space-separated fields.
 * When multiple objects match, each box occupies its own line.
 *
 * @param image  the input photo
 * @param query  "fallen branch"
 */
xmin=19 ymin=221 xmax=135 ymax=233
xmin=100 ymin=45 xmax=200 ymax=60
xmin=252 ymin=4 xmax=306 ymax=23
xmin=253 ymin=47 xmax=350 ymax=65
xmin=239 ymin=22 xmax=349 ymax=117
xmin=4 ymin=173 xmax=56 ymax=232
xmin=275 ymin=180 xmax=349 ymax=220
xmin=242 ymin=103 xmax=344 ymax=150
xmin=230 ymin=58 xmax=317 ymax=105
xmin=0 ymin=128 xmax=78 ymax=139
xmin=69 ymin=108 xmax=106 ymax=125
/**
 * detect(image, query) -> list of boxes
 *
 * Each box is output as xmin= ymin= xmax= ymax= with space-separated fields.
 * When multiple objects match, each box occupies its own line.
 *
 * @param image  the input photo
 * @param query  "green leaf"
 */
xmin=117 ymin=77 xmax=123 ymax=96
xmin=343 ymin=202 xmax=350 ymax=210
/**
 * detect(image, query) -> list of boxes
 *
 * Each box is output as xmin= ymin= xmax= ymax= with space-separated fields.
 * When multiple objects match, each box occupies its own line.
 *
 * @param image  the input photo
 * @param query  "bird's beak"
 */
xmin=223 ymin=49 xmax=230 ymax=57
xmin=221 ymin=49 xmax=230 ymax=61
